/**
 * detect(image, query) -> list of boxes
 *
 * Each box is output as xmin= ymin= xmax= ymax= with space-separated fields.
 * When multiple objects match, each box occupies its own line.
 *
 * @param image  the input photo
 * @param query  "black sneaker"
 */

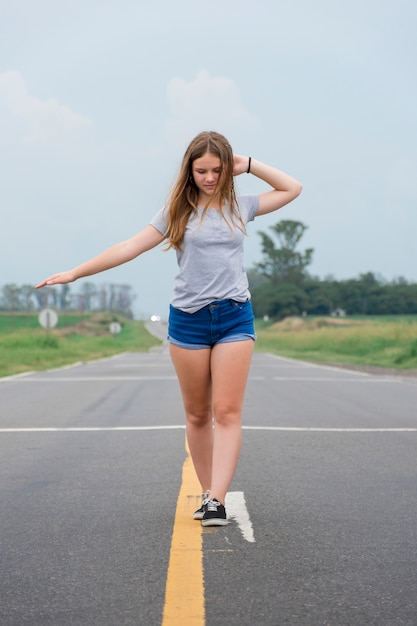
xmin=201 ymin=498 xmax=228 ymax=526
xmin=193 ymin=490 xmax=210 ymax=520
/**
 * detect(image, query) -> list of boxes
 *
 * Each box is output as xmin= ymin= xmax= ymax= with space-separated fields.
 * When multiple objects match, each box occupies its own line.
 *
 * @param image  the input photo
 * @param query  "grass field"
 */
xmin=0 ymin=312 xmax=161 ymax=378
xmin=1 ymin=312 xmax=417 ymax=378
xmin=255 ymin=315 xmax=417 ymax=370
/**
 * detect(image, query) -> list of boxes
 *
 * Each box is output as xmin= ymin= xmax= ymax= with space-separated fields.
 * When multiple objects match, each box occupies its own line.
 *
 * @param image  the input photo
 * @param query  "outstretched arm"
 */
xmin=35 ymin=224 xmax=165 ymax=288
xmin=233 ymin=155 xmax=302 ymax=216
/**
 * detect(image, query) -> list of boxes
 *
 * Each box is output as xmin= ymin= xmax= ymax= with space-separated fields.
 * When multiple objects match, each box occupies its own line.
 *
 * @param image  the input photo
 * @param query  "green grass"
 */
xmin=0 ymin=312 xmax=88 ymax=333
xmin=0 ymin=313 xmax=161 ymax=378
xmin=2 ymin=313 xmax=417 ymax=377
xmin=255 ymin=315 xmax=417 ymax=370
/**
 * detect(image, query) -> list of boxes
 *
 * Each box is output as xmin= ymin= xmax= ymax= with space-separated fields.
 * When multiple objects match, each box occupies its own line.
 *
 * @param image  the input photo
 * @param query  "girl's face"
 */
xmin=191 ymin=152 xmax=223 ymax=199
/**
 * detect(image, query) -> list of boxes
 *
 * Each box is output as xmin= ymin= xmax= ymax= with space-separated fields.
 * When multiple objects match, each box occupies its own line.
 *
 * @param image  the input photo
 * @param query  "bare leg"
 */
xmin=209 ymin=340 xmax=254 ymax=504
xmin=169 ymin=340 xmax=254 ymax=505
xmin=169 ymin=345 xmax=213 ymax=491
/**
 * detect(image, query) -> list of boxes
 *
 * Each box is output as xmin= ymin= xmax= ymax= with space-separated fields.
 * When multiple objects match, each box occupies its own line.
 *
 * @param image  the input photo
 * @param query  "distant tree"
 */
xmin=250 ymin=281 xmax=279 ymax=318
xmin=58 ymin=285 xmax=72 ymax=310
xmin=108 ymin=284 xmax=136 ymax=316
xmin=304 ymin=279 xmax=334 ymax=315
xmin=251 ymin=282 xmax=308 ymax=319
xmin=256 ymin=220 xmax=313 ymax=286
xmin=250 ymin=220 xmax=313 ymax=319
xmin=97 ymin=285 xmax=108 ymax=311
xmin=334 ymin=279 xmax=364 ymax=314
xmin=1 ymin=284 xmax=21 ymax=311
xmin=32 ymin=285 xmax=56 ymax=310
xmin=358 ymin=272 xmax=382 ymax=314
xmin=20 ymin=285 xmax=36 ymax=312
xmin=0 ymin=281 xmax=138 ymax=316
xmin=246 ymin=268 xmax=268 ymax=290
xmin=78 ymin=282 xmax=97 ymax=311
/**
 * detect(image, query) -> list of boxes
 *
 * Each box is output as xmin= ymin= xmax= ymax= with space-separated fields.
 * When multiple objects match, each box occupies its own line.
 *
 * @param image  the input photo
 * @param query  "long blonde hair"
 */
xmin=165 ymin=131 xmax=244 ymax=251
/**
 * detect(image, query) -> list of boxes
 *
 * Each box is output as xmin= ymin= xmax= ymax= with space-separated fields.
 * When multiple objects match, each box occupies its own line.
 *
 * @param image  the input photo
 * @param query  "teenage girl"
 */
xmin=36 ymin=130 xmax=302 ymax=526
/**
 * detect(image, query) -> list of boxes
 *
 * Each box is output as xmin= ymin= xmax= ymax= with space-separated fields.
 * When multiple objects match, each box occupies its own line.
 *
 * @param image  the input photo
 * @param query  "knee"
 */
xmin=186 ymin=406 xmax=212 ymax=427
xmin=212 ymin=401 xmax=241 ymax=427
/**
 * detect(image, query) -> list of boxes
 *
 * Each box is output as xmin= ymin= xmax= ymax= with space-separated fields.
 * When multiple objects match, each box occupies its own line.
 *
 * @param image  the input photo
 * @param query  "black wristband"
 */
xmin=246 ymin=157 xmax=251 ymax=174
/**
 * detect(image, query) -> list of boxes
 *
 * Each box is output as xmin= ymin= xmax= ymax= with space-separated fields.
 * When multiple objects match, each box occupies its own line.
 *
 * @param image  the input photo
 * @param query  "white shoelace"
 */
xmin=206 ymin=499 xmax=220 ymax=512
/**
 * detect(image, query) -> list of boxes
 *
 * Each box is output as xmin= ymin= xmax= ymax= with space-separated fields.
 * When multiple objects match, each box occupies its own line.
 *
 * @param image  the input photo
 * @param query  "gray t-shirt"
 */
xmin=150 ymin=195 xmax=259 ymax=313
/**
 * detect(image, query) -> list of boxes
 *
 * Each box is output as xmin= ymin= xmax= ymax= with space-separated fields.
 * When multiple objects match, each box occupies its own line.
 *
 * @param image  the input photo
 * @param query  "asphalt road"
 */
xmin=1 ymin=339 xmax=416 ymax=626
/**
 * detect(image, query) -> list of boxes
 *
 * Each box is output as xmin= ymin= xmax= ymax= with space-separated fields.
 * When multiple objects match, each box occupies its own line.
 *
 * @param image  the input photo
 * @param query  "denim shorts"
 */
xmin=168 ymin=299 xmax=256 ymax=349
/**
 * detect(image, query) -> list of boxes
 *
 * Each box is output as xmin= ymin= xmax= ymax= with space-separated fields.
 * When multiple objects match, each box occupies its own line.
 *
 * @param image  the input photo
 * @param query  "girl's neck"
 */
xmin=198 ymin=193 xmax=222 ymax=211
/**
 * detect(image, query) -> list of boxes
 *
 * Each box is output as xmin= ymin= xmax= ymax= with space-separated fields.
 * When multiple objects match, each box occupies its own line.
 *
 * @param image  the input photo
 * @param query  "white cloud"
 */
xmin=0 ymin=71 xmax=92 ymax=143
xmin=164 ymin=70 xmax=260 ymax=144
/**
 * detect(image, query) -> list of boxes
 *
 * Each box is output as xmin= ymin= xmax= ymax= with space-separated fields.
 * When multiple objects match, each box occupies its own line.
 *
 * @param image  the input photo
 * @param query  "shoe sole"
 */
xmin=201 ymin=518 xmax=228 ymax=527
xmin=193 ymin=512 xmax=204 ymax=520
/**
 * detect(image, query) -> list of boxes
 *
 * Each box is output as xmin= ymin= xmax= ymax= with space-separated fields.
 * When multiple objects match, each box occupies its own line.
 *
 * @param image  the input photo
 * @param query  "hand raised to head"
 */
xmin=233 ymin=154 xmax=251 ymax=177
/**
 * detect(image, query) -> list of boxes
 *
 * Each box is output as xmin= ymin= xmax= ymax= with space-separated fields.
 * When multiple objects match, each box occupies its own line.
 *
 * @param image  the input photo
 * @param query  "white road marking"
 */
xmin=1 ymin=375 xmax=402 ymax=384
xmin=265 ymin=353 xmax=370 ymax=374
xmin=243 ymin=426 xmax=417 ymax=432
xmin=1 ymin=376 xmax=178 ymax=382
xmin=114 ymin=363 xmax=172 ymax=368
xmin=226 ymin=491 xmax=255 ymax=543
xmin=0 ymin=425 xmax=186 ymax=432
xmin=272 ymin=377 xmax=400 ymax=383
xmin=0 ymin=426 xmax=416 ymax=433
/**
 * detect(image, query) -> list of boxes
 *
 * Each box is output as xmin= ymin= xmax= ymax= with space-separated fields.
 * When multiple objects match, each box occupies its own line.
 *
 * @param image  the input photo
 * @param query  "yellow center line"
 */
xmin=162 ymin=442 xmax=205 ymax=625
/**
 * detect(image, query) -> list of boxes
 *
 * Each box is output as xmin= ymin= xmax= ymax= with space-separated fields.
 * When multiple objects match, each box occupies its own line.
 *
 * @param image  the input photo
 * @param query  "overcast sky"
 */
xmin=1 ymin=0 xmax=416 ymax=318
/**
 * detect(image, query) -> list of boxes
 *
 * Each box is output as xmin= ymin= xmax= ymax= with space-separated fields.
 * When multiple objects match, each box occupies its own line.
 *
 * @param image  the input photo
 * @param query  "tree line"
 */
xmin=2 ymin=220 xmax=417 ymax=320
xmin=248 ymin=220 xmax=417 ymax=319
xmin=0 ymin=282 xmax=136 ymax=317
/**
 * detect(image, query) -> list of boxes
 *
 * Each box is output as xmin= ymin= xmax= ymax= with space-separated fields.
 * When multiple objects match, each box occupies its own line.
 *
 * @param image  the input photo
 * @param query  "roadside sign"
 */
xmin=38 ymin=308 xmax=58 ymax=330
